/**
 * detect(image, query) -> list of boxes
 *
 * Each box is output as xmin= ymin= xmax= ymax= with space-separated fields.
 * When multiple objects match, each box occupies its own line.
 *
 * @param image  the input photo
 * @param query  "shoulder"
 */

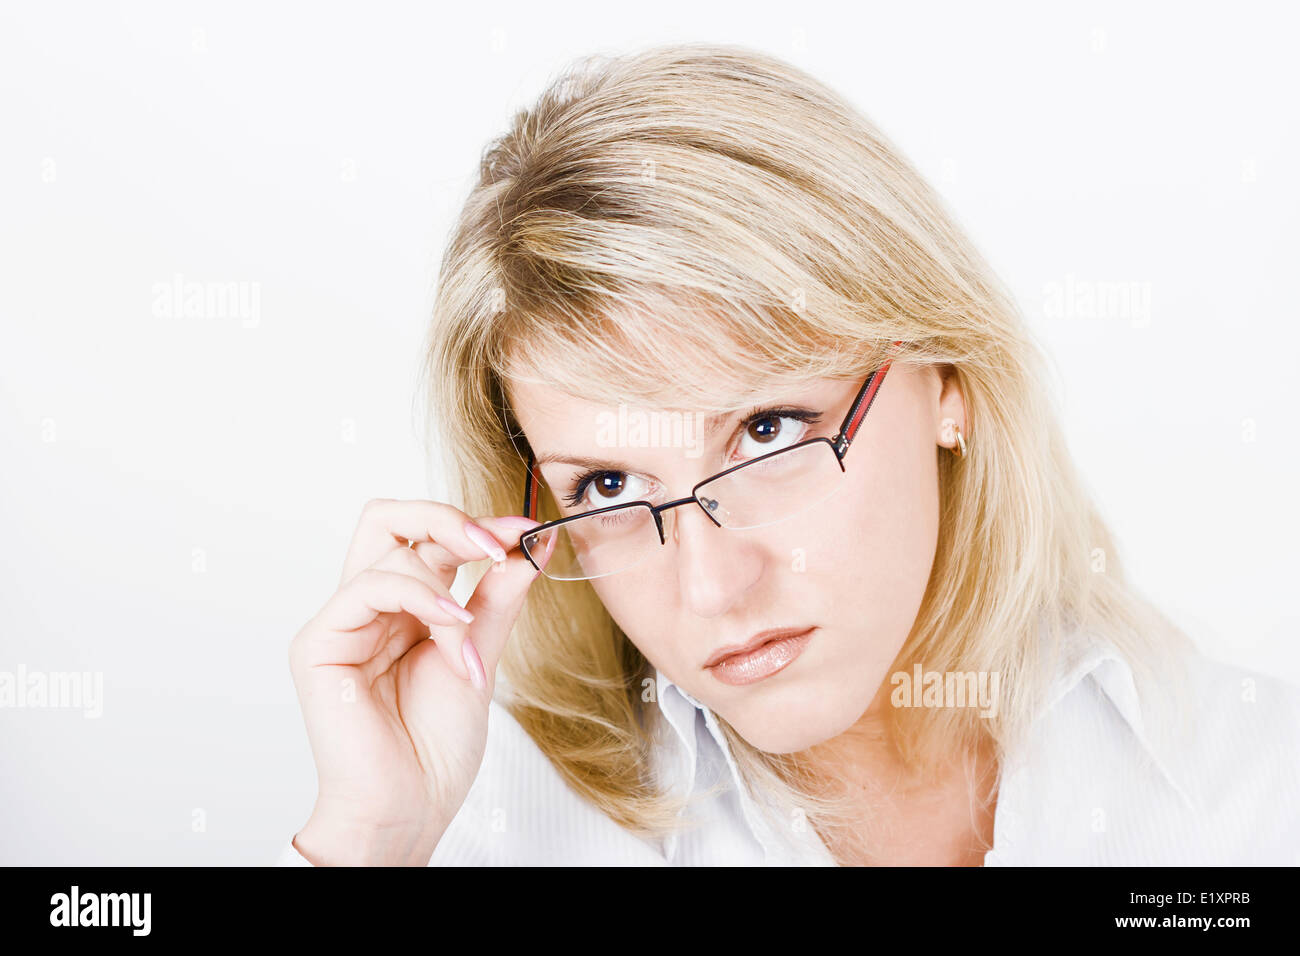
xmin=429 ymin=696 xmax=668 ymax=865
xmin=1156 ymin=649 xmax=1300 ymax=824
xmin=1176 ymin=647 xmax=1300 ymax=731
xmin=1010 ymin=642 xmax=1300 ymax=864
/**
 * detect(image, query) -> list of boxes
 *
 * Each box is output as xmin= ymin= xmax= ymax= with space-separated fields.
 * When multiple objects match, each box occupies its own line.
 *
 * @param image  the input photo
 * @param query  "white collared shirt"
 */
xmin=276 ymin=630 xmax=1300 ymax=866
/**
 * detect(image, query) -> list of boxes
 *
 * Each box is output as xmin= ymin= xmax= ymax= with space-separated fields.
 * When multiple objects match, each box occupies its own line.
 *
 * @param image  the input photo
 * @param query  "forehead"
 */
xmin=505 ymin=374 xmax=853 ymax=453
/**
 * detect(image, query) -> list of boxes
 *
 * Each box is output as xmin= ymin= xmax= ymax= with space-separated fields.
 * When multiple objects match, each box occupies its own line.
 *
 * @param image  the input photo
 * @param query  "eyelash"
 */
xmin=561 ymin=405 xmax=825 ymax=509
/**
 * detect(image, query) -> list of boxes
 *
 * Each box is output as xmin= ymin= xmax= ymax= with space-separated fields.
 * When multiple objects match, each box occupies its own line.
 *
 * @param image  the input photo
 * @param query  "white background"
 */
xmin=1 ymin=1 xmax=1296 ymax=864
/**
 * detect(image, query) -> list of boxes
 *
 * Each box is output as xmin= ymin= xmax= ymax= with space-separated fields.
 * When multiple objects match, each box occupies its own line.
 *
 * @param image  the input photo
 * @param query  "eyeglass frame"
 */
xmin=514 ymin=341 xmax=903 ymax=577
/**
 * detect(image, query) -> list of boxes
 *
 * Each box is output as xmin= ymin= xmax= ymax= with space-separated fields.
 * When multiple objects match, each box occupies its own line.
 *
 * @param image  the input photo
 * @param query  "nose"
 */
xmin=666 ymin=500 xmax=765 ymax=619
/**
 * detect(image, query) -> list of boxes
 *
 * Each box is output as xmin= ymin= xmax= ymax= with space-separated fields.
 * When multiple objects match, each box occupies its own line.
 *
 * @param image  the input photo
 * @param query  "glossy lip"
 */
xmin=704 ymin=626 xmax=816 ymax=669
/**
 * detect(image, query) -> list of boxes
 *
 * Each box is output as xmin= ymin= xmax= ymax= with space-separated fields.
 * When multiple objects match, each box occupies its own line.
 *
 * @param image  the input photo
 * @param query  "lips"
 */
xmin=704 ymin=626 xmax=816 ymax=668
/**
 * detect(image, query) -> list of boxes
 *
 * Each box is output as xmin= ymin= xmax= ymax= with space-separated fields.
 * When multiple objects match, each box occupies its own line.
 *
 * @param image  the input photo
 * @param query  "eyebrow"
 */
xmin=533 ymin=452 xmax=639 ymax=470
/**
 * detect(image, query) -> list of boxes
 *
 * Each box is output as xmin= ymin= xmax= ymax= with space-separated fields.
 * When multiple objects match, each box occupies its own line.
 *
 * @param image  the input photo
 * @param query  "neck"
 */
xmin=793 ymin=680 xmax=1000 ymax=866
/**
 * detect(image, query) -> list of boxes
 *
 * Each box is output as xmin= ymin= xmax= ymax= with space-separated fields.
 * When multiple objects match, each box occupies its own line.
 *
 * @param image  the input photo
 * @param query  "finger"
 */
xmin=471 ymin=514 xmax=545 ymax=555
xmin=461 ymin=536 xmax=548 ymax=674
xmin=364 ymin=546 xmax=479 ymax=683
xmin=410 ymin=513 xmax=540 ymax=573
xmin=340 ymin=498 xmax=512 ymax=585
xmin=302 ymin=567 xmax=474 ymax=681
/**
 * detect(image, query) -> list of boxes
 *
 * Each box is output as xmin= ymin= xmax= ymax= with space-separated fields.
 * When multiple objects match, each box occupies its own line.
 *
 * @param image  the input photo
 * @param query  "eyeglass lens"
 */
xmin=522 ymin=439 xmax=847 ymax=581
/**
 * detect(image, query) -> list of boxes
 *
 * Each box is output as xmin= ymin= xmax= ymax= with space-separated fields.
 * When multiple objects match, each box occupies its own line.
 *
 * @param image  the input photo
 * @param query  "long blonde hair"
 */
xmin=418 ymin=42 xmax=1194 ymax=849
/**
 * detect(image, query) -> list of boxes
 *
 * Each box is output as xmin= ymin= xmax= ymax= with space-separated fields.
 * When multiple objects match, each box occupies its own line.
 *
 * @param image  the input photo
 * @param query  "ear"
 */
xmin=935 ymin=365 xmax=968 ymax=451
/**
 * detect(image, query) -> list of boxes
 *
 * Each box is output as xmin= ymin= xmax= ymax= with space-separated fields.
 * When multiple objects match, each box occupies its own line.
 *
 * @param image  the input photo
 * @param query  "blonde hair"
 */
xmin=419 ymin=42 xmax=1195 ymax=853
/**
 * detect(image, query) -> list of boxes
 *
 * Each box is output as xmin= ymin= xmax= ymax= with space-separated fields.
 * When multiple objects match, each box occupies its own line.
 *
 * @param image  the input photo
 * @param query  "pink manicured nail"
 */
xmin=436 ymin=595 xmax=474 ymax=624
xmin=464 ymin=521 xmax=507 ymax=563
xmin=462 ymin=638 xmax=487 ymax=690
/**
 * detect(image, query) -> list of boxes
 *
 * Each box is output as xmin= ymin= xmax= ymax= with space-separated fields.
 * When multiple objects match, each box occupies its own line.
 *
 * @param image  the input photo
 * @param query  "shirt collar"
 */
xmin=652 ymin=668 xmax=834 ymax=863
xmin=1039 ymin=626 xmax=1197 ymax=809
xmin=651 ymin=622 xmax=1197 ymax=850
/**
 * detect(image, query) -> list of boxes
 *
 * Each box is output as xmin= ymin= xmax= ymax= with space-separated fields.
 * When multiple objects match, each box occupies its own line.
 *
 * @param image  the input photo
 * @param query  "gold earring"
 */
xmin=941 ymin=418 xmax=967 ymax=458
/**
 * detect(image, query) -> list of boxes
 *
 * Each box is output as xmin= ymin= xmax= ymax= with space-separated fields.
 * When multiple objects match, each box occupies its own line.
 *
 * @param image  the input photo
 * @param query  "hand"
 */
xmin=286 ymin=499 xmax=550 ymax=865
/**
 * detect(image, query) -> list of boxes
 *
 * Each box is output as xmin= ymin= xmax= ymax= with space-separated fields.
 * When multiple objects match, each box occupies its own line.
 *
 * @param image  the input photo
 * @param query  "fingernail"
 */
xmin=462 ymin=638 xmax=486 ymax=691
xmin=436 ymin=595 xmax=474 ymax=624
xmin=464 ymin=521 xmax=507 ymax=563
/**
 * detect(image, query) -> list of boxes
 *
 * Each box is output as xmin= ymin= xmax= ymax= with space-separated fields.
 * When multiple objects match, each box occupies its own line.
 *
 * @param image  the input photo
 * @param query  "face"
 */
xmin=507 ymin=364 xmax=966 ymax=754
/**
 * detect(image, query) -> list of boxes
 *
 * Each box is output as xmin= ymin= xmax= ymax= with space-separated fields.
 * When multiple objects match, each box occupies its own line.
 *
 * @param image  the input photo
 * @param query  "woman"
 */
xmin=278 ymin=44 xmax=1299 ymax=866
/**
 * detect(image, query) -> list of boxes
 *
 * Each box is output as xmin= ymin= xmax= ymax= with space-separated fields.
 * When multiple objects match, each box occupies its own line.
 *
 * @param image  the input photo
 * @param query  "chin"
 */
xmin=727 ymin=692 xmax=864 ymax=755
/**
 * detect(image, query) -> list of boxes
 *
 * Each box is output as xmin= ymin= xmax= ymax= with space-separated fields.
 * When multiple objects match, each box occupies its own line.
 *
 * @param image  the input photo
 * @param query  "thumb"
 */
xmin=461 ymin=515 xmax=547 ymax=671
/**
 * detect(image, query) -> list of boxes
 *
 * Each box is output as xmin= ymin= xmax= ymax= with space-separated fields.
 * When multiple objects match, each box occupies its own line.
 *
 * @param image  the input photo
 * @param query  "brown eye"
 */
xmin=734 ymin=410 xmax=820 ymax=462
xmin=564 ymin=469 xmax=651 ymax=511
xmin=747 ymin=417 xmax=782 ymax=443
xmin=592 ymin=473 xmax=626 ymax=499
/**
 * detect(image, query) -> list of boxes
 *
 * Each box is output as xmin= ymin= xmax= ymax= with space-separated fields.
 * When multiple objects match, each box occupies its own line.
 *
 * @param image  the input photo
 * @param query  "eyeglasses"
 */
xmin=515 ymin=344 xmax=901 ymax=581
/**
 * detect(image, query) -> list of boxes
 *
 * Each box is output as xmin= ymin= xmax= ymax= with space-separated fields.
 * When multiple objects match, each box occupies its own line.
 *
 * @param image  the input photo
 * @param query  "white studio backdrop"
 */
xmin=1 ymin=1 xmax=1296 ymax=864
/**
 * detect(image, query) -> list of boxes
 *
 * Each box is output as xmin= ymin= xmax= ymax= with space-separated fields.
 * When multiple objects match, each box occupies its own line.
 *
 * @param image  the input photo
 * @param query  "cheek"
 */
xmin=588 ymin=575 xmax=671 ymax=659
xmin=806 ymin=434 xmax=941 ymax=651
